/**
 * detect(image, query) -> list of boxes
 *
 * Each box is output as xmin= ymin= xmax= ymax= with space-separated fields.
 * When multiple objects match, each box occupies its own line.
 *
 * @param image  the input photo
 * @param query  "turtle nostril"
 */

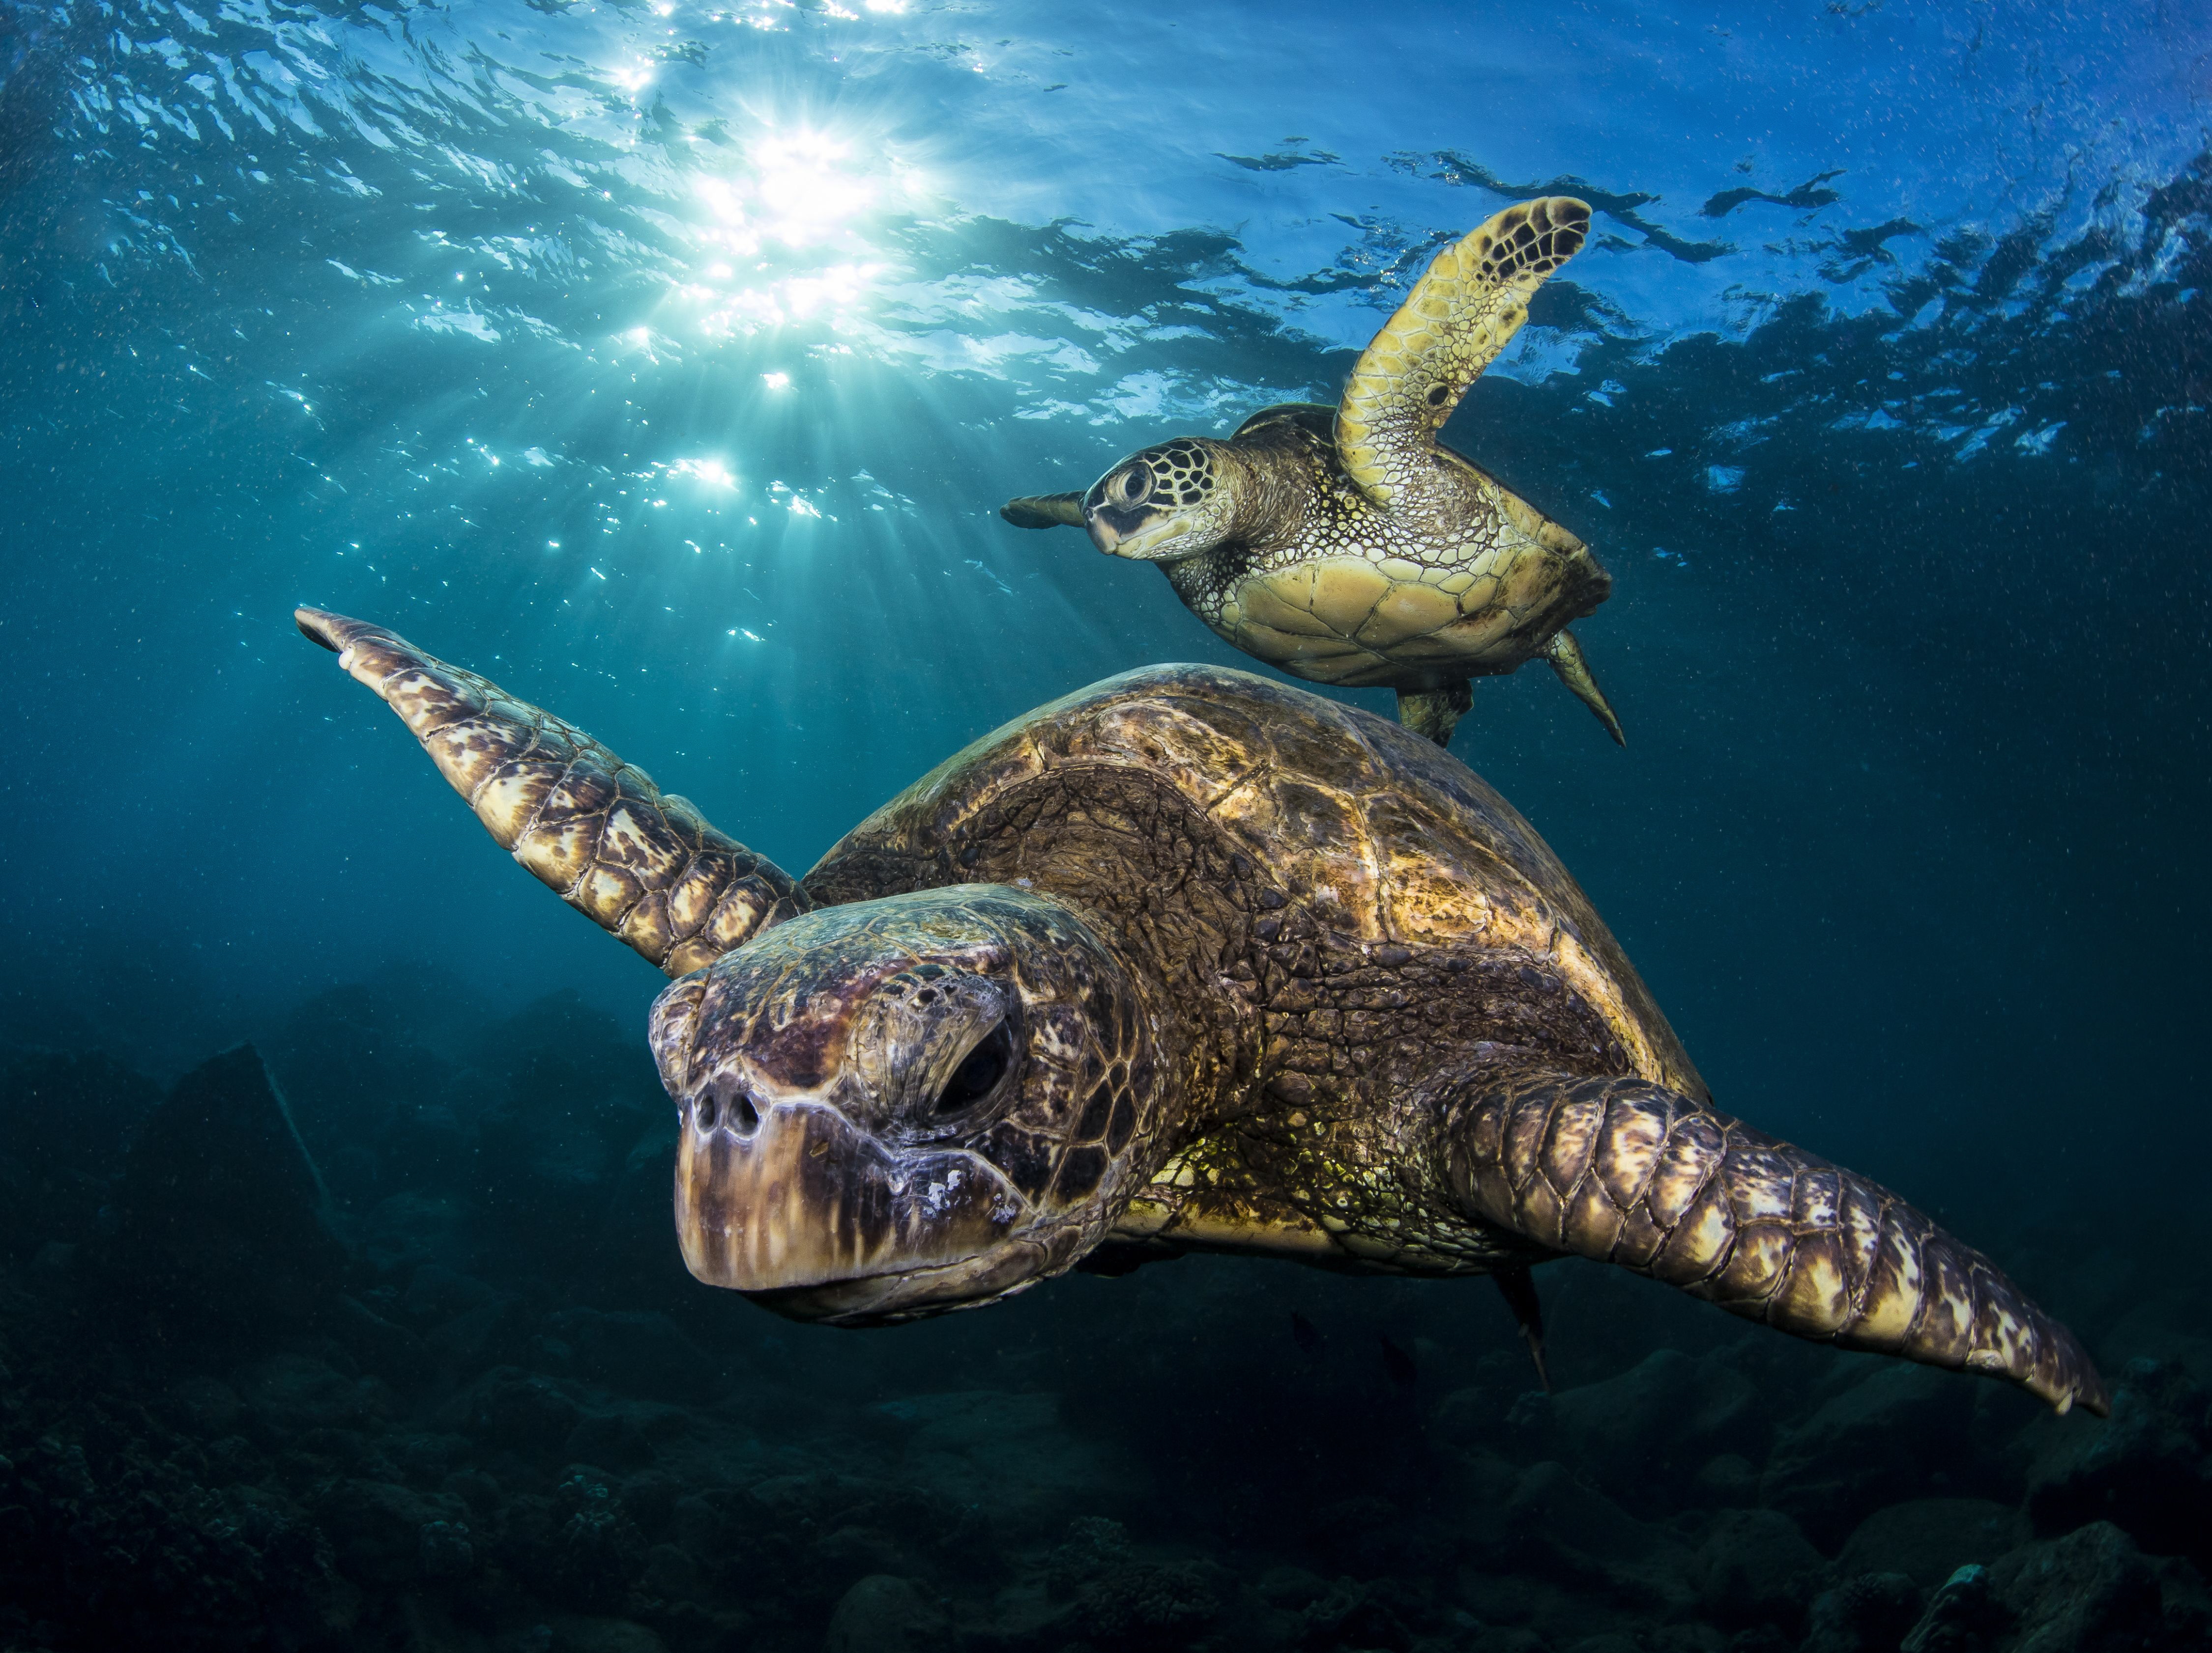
xmin=695 ymin=1090 xmax=761 ymax=1137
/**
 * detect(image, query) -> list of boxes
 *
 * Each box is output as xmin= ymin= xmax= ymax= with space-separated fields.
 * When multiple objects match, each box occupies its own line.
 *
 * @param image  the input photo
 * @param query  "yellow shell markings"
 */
xmin=1162 ymin=410 xmax=1607 ymax=692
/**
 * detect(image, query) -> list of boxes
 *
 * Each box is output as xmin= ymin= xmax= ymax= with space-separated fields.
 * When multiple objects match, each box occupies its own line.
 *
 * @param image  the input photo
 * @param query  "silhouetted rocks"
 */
xmin=1693 ymin=1507 xmax=1826 ymax=1632
xmin=1895 ymin=1521 xmax=2212 ymax=1652
xmin=1513 ymin=1347 xmax=1764 ymax=1500
xmin=1760 ymin=1362 xmax=1995 ymax=1550
xmin=1071 ymin=1557 xmax=1223 ymax=1649
xmin=825 ymin=1574 xmax=948 ymax=1653
xmin=99 ymin=1044 xmax=347 ymax=1326
xmin=1837 ymin=1497 xmax=2028 ymax=1590
xmin=544 ymin=1307 xmax=716 ymax=1405
xmin=0 ymin=1050 xmax=158 ymax=1262
xmin=1803 ymin=1570 xmax=1922 ymax=1653
xmin=2026 ymin=1358 xmax=2212 ymax=1566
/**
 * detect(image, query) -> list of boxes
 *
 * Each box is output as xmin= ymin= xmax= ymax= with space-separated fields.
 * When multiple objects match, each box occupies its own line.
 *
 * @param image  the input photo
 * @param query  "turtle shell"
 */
xmin=1178 ymin=408 xmax=1612 ymax=692
xmin=802 ymin=664 xmax=1701 ymax=1098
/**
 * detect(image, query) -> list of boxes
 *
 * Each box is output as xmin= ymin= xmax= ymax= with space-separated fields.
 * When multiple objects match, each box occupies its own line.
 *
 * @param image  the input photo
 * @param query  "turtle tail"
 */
xmin=1439 ymin=1062 xmax=2108 ymax=1417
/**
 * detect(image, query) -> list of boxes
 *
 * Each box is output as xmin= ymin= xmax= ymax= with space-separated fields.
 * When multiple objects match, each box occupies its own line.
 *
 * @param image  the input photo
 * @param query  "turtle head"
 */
xmin=1083 ymin=438 xmax=1241 ymax=561
xmin=648 ymin=886 xmax=1165 ymax=1326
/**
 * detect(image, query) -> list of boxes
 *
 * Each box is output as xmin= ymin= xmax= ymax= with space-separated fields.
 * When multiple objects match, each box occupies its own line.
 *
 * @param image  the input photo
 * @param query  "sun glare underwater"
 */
xmin=2 ymin=1 xmax=2211 ymax=1651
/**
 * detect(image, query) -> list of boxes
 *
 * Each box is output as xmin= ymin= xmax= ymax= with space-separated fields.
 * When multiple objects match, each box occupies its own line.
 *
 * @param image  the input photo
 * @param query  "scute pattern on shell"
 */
xmin=1164 ymin=415 xmax=1610 ymax=689
xmin=802 ymin=663 xmax=1699 ymax=1268
xmin=809 ymin=662 xmax=1695 ymax=1091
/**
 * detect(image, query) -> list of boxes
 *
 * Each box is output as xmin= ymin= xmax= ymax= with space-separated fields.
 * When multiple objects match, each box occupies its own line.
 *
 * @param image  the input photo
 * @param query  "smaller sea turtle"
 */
xmin=295 ymin=607 xmax=2106 ymax=1418
xmin=1004 ymin=196 xmax=1618 ymax=750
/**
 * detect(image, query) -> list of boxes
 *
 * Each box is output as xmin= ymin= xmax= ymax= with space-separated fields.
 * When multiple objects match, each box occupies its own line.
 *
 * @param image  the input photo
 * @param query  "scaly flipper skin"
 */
xmin=1001 ymin=493 xmax=1086 ymax=529
xmin=1336 ymin=196 xmax=1591 ymax=513
xmin=1439 ymin=1063 xmax=2106 ymax=1416
xmin=294 ymin=607 xmax=807 ymax=975
xmin=1396 ymin=680 xmax=1473 ymax=746
xmin=1544 ymin=630 xmax=1625 ymax=747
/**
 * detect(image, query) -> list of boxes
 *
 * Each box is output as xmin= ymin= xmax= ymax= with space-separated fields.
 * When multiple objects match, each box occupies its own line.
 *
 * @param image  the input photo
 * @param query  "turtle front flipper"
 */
xmin=1336 ymin=197 xmax=1591 ymax=513
xmin=1436 ymin=1061 xmax=2108 ymax=1417
xmin=1000 ymin=492 xmax=1087 ymax=529
xmin=295 ymin=608 xmax=808 ymax=977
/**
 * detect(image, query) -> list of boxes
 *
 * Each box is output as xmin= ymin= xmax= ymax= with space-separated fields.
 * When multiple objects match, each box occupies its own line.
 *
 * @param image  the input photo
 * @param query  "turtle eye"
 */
xmin=935 ymin=1021 xmax=1014 ymax=1115
xmin=1109 ymin=465 xmax=1151 ymax=507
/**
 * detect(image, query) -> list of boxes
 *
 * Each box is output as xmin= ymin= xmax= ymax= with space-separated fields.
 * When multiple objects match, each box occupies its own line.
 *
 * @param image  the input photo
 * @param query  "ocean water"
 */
xmin=2 ymin=1 xmax=2210 ymax=1650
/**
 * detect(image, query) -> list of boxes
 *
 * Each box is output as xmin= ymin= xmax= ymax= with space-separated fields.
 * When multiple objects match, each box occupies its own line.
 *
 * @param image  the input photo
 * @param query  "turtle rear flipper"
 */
xmin=1396 ymin=680 xmax=1473 ymax=747
xmin=1491 ymin=1262 xmax=1553 ymax=1392
xmin=1336 ymin=196 xmax=1591 ymax=513
xmin=1001 ymin=492 xmax=1087 ymax=529
xmin=296 ymin=607 xmax=808 ymax=977
xmin=1544 ymin=629 xmax=1626 ymax=746
xmin=1436 ymin=1060 xmax=2109 ymax=1417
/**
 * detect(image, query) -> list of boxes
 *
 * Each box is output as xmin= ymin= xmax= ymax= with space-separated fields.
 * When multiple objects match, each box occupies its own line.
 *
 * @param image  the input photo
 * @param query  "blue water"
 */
xmin=2 ymin=0 xmax=2210 ymax=1646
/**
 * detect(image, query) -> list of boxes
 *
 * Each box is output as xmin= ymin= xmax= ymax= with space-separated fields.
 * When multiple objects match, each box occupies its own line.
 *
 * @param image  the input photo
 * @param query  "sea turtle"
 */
xmin=295 ymin=606 xmax=2107 ymax=1416
xmin=1002 ymin=195 xmax=1622 ymax=751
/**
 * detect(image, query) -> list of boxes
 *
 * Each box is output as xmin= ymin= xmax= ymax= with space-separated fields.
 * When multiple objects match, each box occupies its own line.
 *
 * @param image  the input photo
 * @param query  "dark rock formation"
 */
xmin=1511 ymin=1347 xmax=1764 ymax=1500
xmin=0 ymin=1050 xmax=158 ymax=1262
xmin=1691 ymin=1507 xmax=1827 ymax=1632
xmin=1804 ymin=1571 xmax=1923 ymax=1653
xmin=98 ymin=1044 xmax=346 ymax=1326
xmin=2026 ymin=1358 xmax=2212 ymax=1566
xmin=1760 ymin=1363 xmax=1995 ymax=1550
xmin=2 ymin=1012 xmax=2207 ymax=1653
xmin=825 ymin=1574 xmax=949 ymax=1653
xmin=1837 ymin=1498 xmax=2030 ymax=1590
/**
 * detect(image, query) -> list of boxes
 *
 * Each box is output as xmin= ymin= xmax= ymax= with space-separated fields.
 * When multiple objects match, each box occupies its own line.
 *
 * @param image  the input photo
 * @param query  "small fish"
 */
xmin=1378 ymin=1332 xmax=1418 ymax=1388
xmin=1288 ymin=1311 xmax=1325 ymax=1355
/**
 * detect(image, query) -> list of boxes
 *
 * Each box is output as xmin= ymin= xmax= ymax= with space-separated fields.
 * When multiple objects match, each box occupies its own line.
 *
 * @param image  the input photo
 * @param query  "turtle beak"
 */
xmin=674 ymin=1084 xmax=1024 ymax=1297
xmin=1085 ymin=511 xmax=1123 ymax=554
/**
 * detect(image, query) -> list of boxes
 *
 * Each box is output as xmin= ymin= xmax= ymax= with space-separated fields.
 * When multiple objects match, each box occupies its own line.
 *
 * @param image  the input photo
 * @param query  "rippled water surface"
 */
xmin=1 ymin=1 xmax=2210 ymax=1645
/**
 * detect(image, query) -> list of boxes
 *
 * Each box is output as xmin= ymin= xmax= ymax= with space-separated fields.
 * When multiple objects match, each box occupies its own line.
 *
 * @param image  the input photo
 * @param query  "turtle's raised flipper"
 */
xmin=1544 ymin=630 xmax=1625 ymax=746
xmin=1001 ymin=492 xmax=1087 ymax=529
xmin=1396 ymin=680 xmax=1473 ymax=747
xmin=295 ymin=608 xmax=808 ymax=976
xmin=1437 ymin=1063 xmax=2108 ymax=1417
xmin=1337 ymin=197 xmax=1591 ymax=512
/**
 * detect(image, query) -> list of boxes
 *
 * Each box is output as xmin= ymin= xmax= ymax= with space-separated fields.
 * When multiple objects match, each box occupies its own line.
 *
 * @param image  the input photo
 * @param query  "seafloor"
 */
xmin=1 ymin=974 xmax=2205 ymax=1653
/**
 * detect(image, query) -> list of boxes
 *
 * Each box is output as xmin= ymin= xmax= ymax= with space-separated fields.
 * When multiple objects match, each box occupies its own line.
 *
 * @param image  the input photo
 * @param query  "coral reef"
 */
xmin=1 ymin=988 xmax=2209 ymax=1653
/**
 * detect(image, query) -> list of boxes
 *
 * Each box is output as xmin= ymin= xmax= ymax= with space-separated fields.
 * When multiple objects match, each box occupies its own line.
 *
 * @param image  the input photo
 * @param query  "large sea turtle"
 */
xmin=296 ymin=607 xmax=2106 ymax=1416
xmin=1002 ymin=196 xmax=1621 ymax=751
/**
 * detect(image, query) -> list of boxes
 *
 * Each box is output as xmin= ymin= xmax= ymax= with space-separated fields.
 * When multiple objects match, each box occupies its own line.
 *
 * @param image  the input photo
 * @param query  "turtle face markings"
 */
xmin=647 ymin=885 xmax=1164 ymax=1324
xmin=1082 ymin=439 xmax=1237 ymax=562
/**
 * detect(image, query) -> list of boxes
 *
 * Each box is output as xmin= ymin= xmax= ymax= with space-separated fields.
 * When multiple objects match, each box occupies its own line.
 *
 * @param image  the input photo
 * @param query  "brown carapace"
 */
xmin=1002 ymin=196 xmax=1626 ymax=752
xmin=297 ymin=607 xmax=2107 ymax=1417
